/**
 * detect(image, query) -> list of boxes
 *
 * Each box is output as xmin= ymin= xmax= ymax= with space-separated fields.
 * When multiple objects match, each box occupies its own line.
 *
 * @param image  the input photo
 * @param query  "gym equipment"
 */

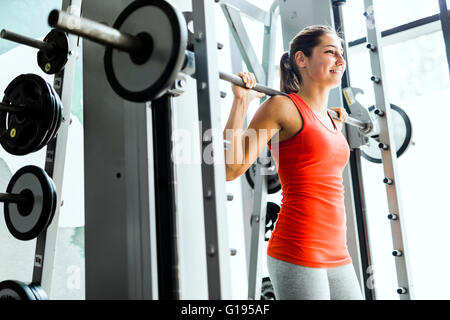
xmin=2 ymin=165 xmax=57 ymax=241
xmin=264 ymin=202 xmax=279 ymax=241
xmin=0 ymin=280 xmax=48 ymax=300
xmin=0 ymin=29 xmax=69 ymax=75
xmin=47 ymin=5 xmax=371 ymax=132
xmin=0 ymin=73 xmax=63 ymax=155
xmin=245 ymin=161 xmax=281 ymax=195
xmin=260 ymin=277 xmax=275 ymax=300
xmin=360 ymin=104 xmax=412 ymax=163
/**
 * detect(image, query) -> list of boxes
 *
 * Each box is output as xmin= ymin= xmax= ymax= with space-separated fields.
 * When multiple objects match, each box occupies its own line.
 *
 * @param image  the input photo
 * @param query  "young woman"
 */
xmin=223 ymin=25 xmax=363 ymax=300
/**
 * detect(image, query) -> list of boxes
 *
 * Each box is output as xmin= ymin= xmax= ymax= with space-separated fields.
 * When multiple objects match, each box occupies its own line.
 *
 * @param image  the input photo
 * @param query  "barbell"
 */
xmin=0 ymin=29 xmax=69 ymax=75
xmin=47 ymin=2 xmax=371 ymax=132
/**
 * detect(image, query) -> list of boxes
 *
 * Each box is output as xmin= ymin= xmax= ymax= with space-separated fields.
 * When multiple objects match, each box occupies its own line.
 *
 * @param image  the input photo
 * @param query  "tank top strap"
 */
xmin=287 ymin=92 xmax=315 ymax=121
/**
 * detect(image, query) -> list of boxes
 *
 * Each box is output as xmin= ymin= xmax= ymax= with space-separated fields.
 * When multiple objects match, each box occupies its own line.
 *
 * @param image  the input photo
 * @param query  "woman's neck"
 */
xmin=296 ymin=83 xmax=330 ymax=117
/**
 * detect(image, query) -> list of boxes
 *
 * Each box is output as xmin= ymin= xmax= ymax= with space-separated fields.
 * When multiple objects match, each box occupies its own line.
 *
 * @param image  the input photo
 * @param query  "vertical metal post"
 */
xmin=192 ymin=0 xmax=232 ymax=299
xmin=438 ymin=0 xmax=450 ymax=75
xmin=363 ymin=0 xmax=414 ymax=299
xmin=247 ymin=2 xmax=278 ymax=301
xmin=332 ymin=0 xmax=375 ymax=300
xmin=83 ymin=0 xmax=157 ymax=299
xmin=151 ymin=95 xmax=179 ymax=300
xmin=33 ymin=0 xmax=81 ymax=297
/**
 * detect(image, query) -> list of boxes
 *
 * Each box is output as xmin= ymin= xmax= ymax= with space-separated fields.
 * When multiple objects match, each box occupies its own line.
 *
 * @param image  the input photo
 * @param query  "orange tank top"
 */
xmin=267 ymin=93 xmax=352 ymax=268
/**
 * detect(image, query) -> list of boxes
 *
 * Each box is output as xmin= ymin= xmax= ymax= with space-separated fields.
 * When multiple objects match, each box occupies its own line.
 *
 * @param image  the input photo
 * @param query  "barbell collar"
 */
xmin=0 ymin=29 xmax=54 ymax=52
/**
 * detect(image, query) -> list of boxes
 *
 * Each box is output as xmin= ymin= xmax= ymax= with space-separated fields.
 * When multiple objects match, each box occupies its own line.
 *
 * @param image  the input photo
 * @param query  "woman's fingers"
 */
xmin=238 ymin=71 xmax=256 ymax=89
xmin=330 ymin=107 xmax=348 ymax=122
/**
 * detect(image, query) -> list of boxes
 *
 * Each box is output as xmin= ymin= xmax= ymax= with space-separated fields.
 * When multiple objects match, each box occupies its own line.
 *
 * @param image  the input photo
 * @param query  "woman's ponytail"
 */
xmin=279 ymin=51 xmax=300 ymax=94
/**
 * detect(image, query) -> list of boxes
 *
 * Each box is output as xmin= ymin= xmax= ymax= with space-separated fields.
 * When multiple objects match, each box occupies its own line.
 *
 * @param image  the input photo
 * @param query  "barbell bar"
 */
xmin=0 ymin=28 xmax=69 ymax=74
xmin=1 ymin=29 xmax=54 ymax=52
xmin=48 ymin=8 xmax=370 ymax=132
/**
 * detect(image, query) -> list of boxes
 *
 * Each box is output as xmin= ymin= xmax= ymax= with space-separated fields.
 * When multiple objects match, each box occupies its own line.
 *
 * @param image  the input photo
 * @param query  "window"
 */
xmin=343 ymin=0 xmax=440 ymax=42
xmin=348 ymin=28 xmax=450 ymax=299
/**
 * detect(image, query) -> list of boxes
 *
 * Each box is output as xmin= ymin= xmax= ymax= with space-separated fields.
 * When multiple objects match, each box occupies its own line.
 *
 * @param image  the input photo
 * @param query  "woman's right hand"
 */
xmin=232 ymin=71 xmax=266 ymax=101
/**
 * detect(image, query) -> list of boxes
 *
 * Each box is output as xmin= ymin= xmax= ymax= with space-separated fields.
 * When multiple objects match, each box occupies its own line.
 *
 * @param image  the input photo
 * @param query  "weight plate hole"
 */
xmin=17 ymin=189 xmax=34 ymax=217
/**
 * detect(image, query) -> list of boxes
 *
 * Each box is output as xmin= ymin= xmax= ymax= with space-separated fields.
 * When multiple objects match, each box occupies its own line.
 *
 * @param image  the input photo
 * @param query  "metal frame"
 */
xmin=34 ymin=0 xmax=81 ymax=298
xmin=192 ymin=0 xmax=233 ymax=300
xmin=363 ymin=0 xmax=414 ymax=300
xmin=438 ymin=0 xmax=450 ymax=75
xmin=82 ymin=0 xmax=157 ymax=299
xmin=220 ymin=0 xmax=279 ymax=300
xmin=349 ymin=12 xmax=445 ymax=47
xmin=333 ymin=0 xmax=375 ymax=300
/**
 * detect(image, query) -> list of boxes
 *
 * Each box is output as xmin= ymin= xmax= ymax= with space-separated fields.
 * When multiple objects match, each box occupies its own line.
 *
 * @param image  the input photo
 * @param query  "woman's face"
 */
xmin=296 ymin=33 xmax=346 ymax=89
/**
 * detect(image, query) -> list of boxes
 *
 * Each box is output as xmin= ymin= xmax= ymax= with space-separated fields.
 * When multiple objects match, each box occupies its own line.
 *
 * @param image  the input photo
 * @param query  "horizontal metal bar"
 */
xmin=51 ymin=11 xmax=369 ymax=131
xmin=0 ymin=29 xmax=54 ymax=51
xmin=348 ymin=12 xmax=443 ymax=47
xmin=218 ymin=71 xmax=367 ymax=130
xmin=0 ymin=192 xmax=30 ymax=204
xmin=217 ymin=0 xmax=270 ymax=26
xmin=0 ymin=102 xmax=26 ymax=114
xmin=48 ymin=9 xmax=144 ymax=53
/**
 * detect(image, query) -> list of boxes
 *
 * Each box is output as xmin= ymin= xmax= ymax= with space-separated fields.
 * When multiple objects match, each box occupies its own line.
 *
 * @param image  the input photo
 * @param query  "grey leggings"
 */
xmin=267 ymin=255 xmax=364 ymax=300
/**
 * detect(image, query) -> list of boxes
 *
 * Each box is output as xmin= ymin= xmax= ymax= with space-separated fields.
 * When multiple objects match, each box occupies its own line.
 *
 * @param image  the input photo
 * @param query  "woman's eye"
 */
xmin=326 ymin=50 xmax=335 ymax=54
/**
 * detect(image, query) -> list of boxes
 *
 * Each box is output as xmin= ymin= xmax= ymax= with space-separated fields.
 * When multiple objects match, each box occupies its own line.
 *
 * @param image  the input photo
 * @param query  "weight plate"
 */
xmin=39 ymin=79 xmax=62 ymax=149
xmin=0 ymin=74 xmax=54 ymax=155
xmin=28 ymin=283 xmax=49 ymax=300
xmin=104 ymin=0 xmax=188 ymax=102
xmin=245 ymin=162 xmax=281 ymax=194
xmin=0 ymin=280 xmax=37 ymax=300
xmin=265 ymin=202 xmax=280 ymax=241
xmin=261 ymin=277 xmax=275 ymax=300
xmin=37 ymin=29 xmax=69 ymax=75
xmin=30 ymin=74 xmax=58 ymax=151
xmin=361 ymin=104 xmax=412 ymax=163
xmin=4 ymin=165 xmax=56 ymax=241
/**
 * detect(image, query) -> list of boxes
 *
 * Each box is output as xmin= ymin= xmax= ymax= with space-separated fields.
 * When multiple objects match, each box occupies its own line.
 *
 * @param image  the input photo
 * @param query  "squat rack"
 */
xmin=56 ymin=0 xmax=414 ymax=299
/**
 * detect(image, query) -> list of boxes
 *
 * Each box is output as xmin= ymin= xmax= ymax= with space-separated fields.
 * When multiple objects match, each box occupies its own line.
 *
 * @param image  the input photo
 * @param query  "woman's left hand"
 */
xmin=329 ymin=107 xmax=348 ymax=131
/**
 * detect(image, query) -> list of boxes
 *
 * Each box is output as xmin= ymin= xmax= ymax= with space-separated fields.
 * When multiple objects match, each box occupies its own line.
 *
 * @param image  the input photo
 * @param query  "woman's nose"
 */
xmin=336 ymin=52 xmax=346 ymax=66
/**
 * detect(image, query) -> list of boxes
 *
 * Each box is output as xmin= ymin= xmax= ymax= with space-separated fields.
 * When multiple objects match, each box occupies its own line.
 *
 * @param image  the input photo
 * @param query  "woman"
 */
xmin=223 ymin=25 xmax=363 ymax=300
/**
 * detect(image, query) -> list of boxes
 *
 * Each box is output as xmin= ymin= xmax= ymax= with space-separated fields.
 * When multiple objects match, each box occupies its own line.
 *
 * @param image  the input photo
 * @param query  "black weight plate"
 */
xmin=28 ymin=283 xmax=49 ymax=300
xmin=265 ymin=202 xmax=280 ymax=241
xmin=45 ymin=175 xmax=57 ymax=231
xmin=0 ymin=280 xmax=37 ymax=300
xmin=37 ymin=79 xmax=58 ymax=150
xmin=48 ymin=81 xmax=63 ymax=140
xmin=4 ymin=165 xmax=54 ymax=241
xmin=29 ymin=74 xmax=57 ymax=151
xmin=104 ymin=0 xmax=188 ymax=102
xmin=245 ymin=162 xmax=281 ymax=194
xmin=6 ymin=74 xmax=53 ymax=154
xmin=37 ymin=29 xmax=69 ymax=75
xmin=0 ymin=74 xmax=53 ymax=155
xmin=361 ymin=104 xmax=412 ymax=163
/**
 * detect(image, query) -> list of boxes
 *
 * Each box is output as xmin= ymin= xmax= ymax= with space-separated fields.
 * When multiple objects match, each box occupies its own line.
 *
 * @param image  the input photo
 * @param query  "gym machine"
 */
xmin=0 ymin=0 xmax=415 ymax=300
xmin=0 ymin=0 xmax=81 ymax=299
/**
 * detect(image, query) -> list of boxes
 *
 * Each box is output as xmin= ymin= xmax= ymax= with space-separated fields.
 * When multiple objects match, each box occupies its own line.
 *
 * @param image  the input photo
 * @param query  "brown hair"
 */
xmin=280 ymin=25 xmax=344 ymax=94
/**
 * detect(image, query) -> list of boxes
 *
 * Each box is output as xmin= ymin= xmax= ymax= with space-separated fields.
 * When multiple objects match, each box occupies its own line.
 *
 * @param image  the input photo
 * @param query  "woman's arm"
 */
xmin=223 ymin=72 xmax=286 ymax=181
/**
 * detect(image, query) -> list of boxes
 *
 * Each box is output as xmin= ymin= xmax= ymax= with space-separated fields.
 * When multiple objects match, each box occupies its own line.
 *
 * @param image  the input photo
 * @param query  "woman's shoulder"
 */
xmin=262 ymin=94 xmax=302 ymax=127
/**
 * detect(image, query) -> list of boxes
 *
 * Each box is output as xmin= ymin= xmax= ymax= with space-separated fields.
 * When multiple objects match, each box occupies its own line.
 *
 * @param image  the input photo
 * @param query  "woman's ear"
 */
xmin=294 ymin=51 xmax=306 ymax=68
